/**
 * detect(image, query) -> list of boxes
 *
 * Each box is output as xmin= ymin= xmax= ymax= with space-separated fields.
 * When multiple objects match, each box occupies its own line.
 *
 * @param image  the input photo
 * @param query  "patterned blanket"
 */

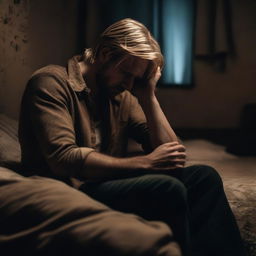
xmin=185 ymin=139 xmax=256 ymax=255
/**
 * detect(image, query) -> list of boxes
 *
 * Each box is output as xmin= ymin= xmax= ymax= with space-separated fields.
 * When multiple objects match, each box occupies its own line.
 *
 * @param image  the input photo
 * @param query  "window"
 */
xmin=155 ymin=0 xmax=195 ymax=87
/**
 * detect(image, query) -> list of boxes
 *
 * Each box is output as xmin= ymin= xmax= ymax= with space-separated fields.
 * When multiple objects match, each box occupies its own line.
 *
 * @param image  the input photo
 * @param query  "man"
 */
xmin=19 ymin=18 xmax=245 ymax=255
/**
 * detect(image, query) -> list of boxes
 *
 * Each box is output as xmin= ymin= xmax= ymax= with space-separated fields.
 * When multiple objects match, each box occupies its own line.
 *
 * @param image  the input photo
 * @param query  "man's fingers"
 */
xmin=154 ymin=66 xmax=162 ymax=81
xmin=171 ymin=157 xmax=186 ymax=163
xmin=152 ymin=158 xmax=186 ymax=168
xmin=159 ymin=141 xmax=185 ymax=150
xmin=165 ymin=144 xmax=186 ymax=152
xmin=168 ymin=152 xmax=186 ymax=159
xmin=161 ymin=141 xmax=179 ymax=146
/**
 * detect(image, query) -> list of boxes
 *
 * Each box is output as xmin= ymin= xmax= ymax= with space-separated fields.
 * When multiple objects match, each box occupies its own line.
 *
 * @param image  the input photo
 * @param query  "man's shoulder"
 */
xmin=31 ymin=64 xmax=67 ymax=81
xmin=23 ymin=64 xmax=71 ymax=97
xmin=27 ymin=64 xmax=69 ymax=92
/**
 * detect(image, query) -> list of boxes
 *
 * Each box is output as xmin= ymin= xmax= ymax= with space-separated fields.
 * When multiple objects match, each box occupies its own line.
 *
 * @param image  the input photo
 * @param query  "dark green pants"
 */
xmin=81 ymin=165 xmax=245 ymax=256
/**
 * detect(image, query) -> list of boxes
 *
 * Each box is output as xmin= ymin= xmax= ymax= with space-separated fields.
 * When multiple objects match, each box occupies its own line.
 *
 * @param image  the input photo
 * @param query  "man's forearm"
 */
xmin=138 ymin=95 xmax=178 ymax=149
xmin=81 ymin=151 xmax=148 ymax=180
xmin=81 ymin=141 xmax=186 ymax=180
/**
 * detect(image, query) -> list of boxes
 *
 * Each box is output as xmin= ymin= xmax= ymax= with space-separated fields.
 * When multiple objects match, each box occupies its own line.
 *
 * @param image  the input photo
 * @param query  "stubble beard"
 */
xmin=96 ymin=63 xmax=125 ymax=98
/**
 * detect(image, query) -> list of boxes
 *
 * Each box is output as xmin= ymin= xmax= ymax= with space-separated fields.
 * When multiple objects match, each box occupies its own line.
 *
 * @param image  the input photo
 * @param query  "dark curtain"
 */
xmin=195 ymin=0 xmax=235 ymax=72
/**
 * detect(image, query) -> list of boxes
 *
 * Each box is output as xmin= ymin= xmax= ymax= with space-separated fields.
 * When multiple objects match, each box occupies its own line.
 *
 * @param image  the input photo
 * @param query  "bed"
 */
xmin=0 ymin=113 xmax=255 ymax=255
xmin=185 ymin=139 xmax=256 ymax=255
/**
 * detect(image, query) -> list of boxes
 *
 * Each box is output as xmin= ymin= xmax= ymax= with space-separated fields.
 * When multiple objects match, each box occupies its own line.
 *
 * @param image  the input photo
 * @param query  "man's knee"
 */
xmin=191 ymin=165 xmax=224 ymax=190
xmin=200 ymin=165 xmax=222 ymax=182
xmin=143 ymin=174 xmax=188 ymax=210
xmin=140 ymin=174 xmax=187 ymax=196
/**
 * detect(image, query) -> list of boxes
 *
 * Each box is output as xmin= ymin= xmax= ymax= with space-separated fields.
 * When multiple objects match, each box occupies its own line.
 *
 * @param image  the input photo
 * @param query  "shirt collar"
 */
xmin=67 ymin=55 xmax=91 ymax=93
xmin=67 ymin=54 xmax=123 ymax=105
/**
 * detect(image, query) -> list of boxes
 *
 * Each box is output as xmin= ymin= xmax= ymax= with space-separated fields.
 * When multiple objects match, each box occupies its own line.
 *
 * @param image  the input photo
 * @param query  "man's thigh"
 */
xmin=81 ymin=173 xmax=188 ymax=219
xmin=80 ymin=166 xmax=221 ymax=215
xmin=81 ymin=172 xmax=191 ymax=255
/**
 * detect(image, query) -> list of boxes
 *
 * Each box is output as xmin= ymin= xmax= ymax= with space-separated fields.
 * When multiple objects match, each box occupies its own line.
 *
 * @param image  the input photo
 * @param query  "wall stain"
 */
xmin=8 ymin=5 xmax=13 ymax=15
xmin=3 ymin=16 xmax=11 ymax=24
xmin=0 ymin=0 xmax=30 ymax=90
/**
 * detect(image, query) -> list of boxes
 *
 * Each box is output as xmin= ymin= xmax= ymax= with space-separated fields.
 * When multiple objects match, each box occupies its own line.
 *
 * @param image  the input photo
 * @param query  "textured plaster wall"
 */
xmin=0 ymin=0 xmax=30 ymax=118
xmin=0 ymin=0 xmax=78 ymax=119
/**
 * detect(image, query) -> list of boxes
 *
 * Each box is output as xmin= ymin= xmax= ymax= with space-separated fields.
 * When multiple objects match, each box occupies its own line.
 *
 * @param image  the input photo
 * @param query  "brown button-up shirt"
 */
xmin=18 ymin=55 xmax=151 ymax=185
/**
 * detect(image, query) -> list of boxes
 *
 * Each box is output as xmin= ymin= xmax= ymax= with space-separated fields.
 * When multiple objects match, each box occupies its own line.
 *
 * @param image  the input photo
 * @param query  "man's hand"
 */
xmin=146 ymin=66 xmax=161 ymax=96
xmin=144 ymin=142 xmax=186 ymax=171
xmin=132 ymin=66 xmax=161 ymax=100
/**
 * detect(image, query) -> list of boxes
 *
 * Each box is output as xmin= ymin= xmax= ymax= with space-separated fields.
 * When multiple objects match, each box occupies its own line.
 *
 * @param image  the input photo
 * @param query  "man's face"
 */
xmin=96 ymin=55 xmax=149 ymax=97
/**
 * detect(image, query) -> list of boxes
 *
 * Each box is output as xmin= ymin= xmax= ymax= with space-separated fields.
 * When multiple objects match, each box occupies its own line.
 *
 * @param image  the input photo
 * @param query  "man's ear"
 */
xmin=98 ymin=47 xmax=112 ymax=63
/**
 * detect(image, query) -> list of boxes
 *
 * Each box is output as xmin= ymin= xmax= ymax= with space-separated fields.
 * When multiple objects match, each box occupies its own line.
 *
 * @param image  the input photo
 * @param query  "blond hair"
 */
xmin=83 ymin=18 xmax=164 ymax=75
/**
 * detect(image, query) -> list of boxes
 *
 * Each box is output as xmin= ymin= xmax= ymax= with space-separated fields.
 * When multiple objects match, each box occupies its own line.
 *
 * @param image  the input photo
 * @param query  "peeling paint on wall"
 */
xmin=0 ymin=0 xmax=79 ymax=118
xmin=0 ymin=0 xmax=30 ymax=107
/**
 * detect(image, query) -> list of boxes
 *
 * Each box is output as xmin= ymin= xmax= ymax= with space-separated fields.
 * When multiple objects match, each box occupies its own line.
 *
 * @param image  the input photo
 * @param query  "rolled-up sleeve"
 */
xmin=24 ymin=75 xmax=94 ymax=177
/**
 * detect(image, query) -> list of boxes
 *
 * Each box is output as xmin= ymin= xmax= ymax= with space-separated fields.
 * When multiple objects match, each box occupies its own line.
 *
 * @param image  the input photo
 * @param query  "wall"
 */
xmin=0 ymin=0 xmax=255 ymax=129
xmin=157 ymin=0 xmax=256 ymax=129
xmin=0 ymin=0 xmax=78 ymax=119
xmin=0 ymin=0 xmax=30 ymax=118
